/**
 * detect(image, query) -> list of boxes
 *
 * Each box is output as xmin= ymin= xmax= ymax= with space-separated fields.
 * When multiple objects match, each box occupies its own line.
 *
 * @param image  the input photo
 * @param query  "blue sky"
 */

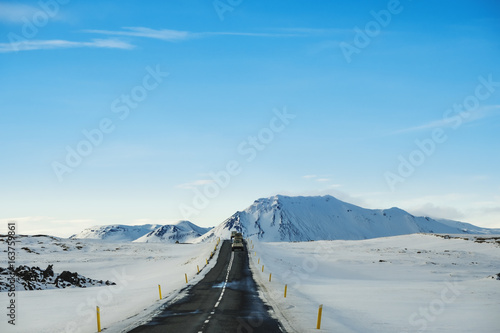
xmin=1 ymin=0 xmax=499 ymax=236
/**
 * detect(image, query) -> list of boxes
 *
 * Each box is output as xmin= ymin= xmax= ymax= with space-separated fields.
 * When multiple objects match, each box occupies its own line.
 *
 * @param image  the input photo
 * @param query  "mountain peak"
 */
xmin=196 ymin=194 xmax=495 ymax=242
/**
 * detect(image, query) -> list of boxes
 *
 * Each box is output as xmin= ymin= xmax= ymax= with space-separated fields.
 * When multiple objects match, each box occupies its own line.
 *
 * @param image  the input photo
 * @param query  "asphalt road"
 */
xmin=128 ymin=240 xmax=285 ymax=333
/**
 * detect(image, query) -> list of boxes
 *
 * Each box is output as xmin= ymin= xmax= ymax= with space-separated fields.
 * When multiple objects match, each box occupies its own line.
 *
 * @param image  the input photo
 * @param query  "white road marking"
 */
xmin=199 ymin=245 xmax=235 ymax=333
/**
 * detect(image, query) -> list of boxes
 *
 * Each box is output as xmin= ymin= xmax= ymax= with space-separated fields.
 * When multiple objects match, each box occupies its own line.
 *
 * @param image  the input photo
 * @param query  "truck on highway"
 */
xmin=231 ymin=232 xmax=244 ymax=251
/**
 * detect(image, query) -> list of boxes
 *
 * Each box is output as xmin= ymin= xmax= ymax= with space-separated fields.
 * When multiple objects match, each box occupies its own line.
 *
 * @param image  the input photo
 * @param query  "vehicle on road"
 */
xmin=232 ymin=232 xmax=244 ymax=251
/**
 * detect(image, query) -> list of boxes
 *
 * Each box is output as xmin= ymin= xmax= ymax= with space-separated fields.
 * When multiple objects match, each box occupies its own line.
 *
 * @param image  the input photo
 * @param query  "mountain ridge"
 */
xmin=195 ymin=194 xmax=498 ymax=242
xmin=70 ymin=195 xmax=498 ymax=243
xmin=70 ymin=221 xmax=212 ymax=243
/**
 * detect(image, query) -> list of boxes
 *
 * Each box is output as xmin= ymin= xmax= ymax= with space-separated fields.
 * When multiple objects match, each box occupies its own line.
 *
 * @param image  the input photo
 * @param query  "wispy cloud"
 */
xmin=82 ymin=27 xmax=304 ymax=41
xmin=177 ymin=179 xmax=215 ymax=190
xmin=0 ymin=2 xmax=65 ymax=23
xmin=303 ymin=174 xmax=342 ymax=188
xmin=392 ymin=105 xmax=500 ymax=135
xmin=0 ymin=38 xmax=135 ymax=53
xmin=0 ymin=2 xmax=39 ymax=23
xmin=201 ymin=31 xmax=301 ymax=38
xmin=407 ymin=202 xmax=465 ymax=220
xmin=83 ymin=27 xmax=192 ymax=41
xmin=316 ymin=178 xmax=331 ymax=182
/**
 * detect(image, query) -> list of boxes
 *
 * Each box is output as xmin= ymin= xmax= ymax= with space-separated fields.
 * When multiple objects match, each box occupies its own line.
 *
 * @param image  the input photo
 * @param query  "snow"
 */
xmin=134 ymin=221 xmax=212 ymax=243
xmin=71 ymin=221 xmax=212 ymax=243
xmin=0 ymin=235 xmax=220 ymax=333
xmin=197 ymin=195 xmax=498 ymax=243
xmin=70 ymin=224 xmax=160 ymax=241
xmin=2 ymin=195 xmax=499 ymax=332
xmin=2 ymin=232 xmax=499 ymax=332
xmin=248 ymin=233 xmax=500 ymax=332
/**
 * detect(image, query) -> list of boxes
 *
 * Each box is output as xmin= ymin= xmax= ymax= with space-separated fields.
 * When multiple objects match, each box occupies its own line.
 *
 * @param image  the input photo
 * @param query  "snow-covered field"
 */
xmin=249 ymin=234 xmax=500 ymax=333
xmin=2 ymin=233 xmax=499 ymax=333
xmin=0 ymin=235 xmax=219 ymax=333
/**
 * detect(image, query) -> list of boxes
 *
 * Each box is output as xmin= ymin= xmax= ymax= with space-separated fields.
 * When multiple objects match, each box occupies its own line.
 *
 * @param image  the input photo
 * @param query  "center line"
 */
xmin=200 ymin=247 xmax=235 ymax=333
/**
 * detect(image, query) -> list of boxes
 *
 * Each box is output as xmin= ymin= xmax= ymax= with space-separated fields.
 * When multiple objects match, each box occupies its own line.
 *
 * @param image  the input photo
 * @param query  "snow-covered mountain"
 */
xmin=70 ymin=224 xmax=160 ymax=242
xmin=134 ymin=221 xmax=212 ymax=243
xmin=71 ymin=221 xmax=212 ymax=243
xmin=196 ymin=195 xmax=497 ymax=242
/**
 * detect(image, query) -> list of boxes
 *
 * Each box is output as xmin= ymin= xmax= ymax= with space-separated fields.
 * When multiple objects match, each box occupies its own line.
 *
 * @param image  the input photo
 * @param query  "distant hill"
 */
xmin=71 ymin=221 xmax=212 ymax=243
xmin=134 ymin=221 xmax=212 ymax=243
xmin=70 ymin=224 xmax=160 ymax=242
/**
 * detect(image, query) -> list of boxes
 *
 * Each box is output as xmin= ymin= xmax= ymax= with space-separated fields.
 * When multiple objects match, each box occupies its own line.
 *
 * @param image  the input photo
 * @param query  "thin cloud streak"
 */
xmin=83 ymin=27 xmax=192 ymax=41
xmin=0 ymin=1 xmax=66 ymax=24
xmin=83 ymin=27 xmax=304 ymax=41
xmin=391 ymin=105 xmax=500 ymax=135
xmin=177 ymin=179 xmax=216 ymax=190
xmin=0 ymin=38 xmax=135 ymax=53
xmin=0 ymin=2 xmax=39 ymax=23
xmin=275 ymin=27 xmax=352 ymax=35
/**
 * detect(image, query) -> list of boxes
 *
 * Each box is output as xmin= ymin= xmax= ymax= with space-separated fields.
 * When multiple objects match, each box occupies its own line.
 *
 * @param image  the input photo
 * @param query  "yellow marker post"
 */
xmin=269 ymin=273 xmax=272 ymax=282
xmin=197 ymin=265 xmax=200 ymax=273
xmin=258 ymin=258 xmax=260 ymax=264
xmin=262 ymin=265 xmax=264 ymax=272
xmin=96 ymin=306 xmax=101 ymax=332
xmin=158 ymin=284 xmax=162 ymax=300
xmin=206 ymin=258 xmax=208 ymax=265
xmin=185 ymin=273 xmax=188 ymax=284
xmin=284 ymin=284 xmax=287 ymax=298
xmin=316 ymin=304 xmax=323 ymax=329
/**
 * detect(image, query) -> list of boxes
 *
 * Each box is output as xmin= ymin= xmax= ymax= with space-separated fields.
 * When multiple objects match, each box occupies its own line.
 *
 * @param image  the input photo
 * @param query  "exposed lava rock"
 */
xmin=0 ymin=265 xmax=115 ymax=291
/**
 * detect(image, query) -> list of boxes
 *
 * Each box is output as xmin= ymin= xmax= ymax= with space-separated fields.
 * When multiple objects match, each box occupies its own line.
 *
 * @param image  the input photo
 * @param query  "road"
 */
xmin=128 ymin=240 xmax=285 ymax=333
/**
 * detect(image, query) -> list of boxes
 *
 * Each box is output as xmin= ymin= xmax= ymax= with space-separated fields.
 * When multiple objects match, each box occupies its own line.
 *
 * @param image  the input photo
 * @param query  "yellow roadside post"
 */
xmin=262 ymin=265 xmax=264 ymax=272
xmin=96 ymin=306 xmax=101 ymax=332
xmin=185 ymin=273 xmax=188 ymax=283
xmin=284 ymin=284 xmax=287 ymax=298
xmin=158 ymin=284 xmax=162 ymax=300
xmin=269 ymin=273 xmax=272 ymax=282
xmin=316 ymin=304 xmax=323 ymax=329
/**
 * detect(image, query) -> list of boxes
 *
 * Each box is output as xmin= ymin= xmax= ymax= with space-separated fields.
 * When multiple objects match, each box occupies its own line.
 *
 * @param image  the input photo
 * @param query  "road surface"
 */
xmin=128 ymin=240 xmax=285 ymax=333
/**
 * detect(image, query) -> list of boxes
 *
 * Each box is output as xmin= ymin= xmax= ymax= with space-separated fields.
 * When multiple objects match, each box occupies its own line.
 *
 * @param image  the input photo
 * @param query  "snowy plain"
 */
xmin=2 ymin=233 xmax=499 ymax=333
xmin=248 ymin=233 xmax=500 ymax=332
xmin=0 ymin=235 xmax=220 ymax=333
